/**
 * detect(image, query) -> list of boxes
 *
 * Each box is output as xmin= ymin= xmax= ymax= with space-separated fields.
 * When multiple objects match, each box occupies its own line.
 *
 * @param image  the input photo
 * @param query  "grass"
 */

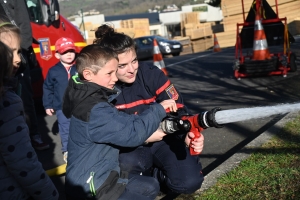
xmin=176 ymin=115 xmax=300 ymax=200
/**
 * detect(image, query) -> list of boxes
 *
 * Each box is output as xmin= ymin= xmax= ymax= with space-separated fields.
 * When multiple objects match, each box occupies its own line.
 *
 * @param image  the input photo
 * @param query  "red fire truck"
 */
xmin=26 ymin=0 xmax=86 ymax=98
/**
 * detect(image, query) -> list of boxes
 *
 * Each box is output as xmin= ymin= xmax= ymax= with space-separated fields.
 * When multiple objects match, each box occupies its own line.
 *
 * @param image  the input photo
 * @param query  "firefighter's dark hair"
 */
xmin=93 ymin=24 xmax=136 ymax=54
xmin=76 ymin=44 xmax=118 ymax=80
xmin=0 ymin=41 xmax=13 ymax=96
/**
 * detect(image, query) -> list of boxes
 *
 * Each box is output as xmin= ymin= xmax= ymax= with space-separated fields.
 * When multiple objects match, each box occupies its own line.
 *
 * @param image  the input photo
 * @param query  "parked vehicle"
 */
xmin=134 ymin=35 xmax=182 ymax=60
xmin=26 ymin=0 xmax=86 ymax=99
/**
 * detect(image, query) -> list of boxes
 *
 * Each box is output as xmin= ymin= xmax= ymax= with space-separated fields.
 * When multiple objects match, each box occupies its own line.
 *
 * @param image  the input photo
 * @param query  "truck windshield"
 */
xmin=26 ymin=0 xmax=43 ymax=24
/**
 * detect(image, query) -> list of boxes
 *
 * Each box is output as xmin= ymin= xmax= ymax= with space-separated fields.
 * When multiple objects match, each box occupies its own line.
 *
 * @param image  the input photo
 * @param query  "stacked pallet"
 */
xmin=78 ymin=19 xmax=150 ymax=44
xmin=180 ymin=12 xmax=199 ymax=36
xmin=181 ymin=12 xmax=214 ymax=53
xmin=120 ymin=18 xmax=150 ymax=38
xmin=115 ymin=28 xmax=135 ymax=38
xmin=173 ymin=36 xmax=193 ymax=55
xmin=217 ymin=0 xmax=300 ymax=48
xmin=78 ymin=22 xmax=100 ymax=44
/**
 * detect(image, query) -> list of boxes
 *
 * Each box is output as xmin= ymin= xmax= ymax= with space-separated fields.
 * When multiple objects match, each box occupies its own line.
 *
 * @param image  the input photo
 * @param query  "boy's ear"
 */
xmin=82 ymin=69 xmax=93 ymax=81
xmin=55 ymin=52 xmax=61 ymax=60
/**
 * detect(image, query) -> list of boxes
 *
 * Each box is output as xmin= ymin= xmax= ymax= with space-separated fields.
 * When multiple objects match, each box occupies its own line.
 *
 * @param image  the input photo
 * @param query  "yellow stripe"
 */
xmin=46 ymin=164 xmax=67 ymax=176
xmin=33 ymin=42 xmax=87 ymax=53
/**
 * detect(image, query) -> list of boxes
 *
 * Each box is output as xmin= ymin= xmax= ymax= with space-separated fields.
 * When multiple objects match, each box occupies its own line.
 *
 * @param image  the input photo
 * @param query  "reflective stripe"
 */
xmin=254 ymin=19 xmax=263 ymax=31
xmin=153 ymin=45 xmax=160 ymax=54
xmin=115 ymin=97 xmax=156 ymax=110
xmin=75 ymin=42 xmax=87 ymax=47
xmin=156 ymin=80 xmax=171 ymax=95
xmin=154 ymin=61 xmax=165 ymax=69
xmin=33 ymin=42 xmax=87 ymax=53
xmin=115 ymin=80 xmax=171 ymax=110
xmin=253 ymin=39 xmax=268 ymax=50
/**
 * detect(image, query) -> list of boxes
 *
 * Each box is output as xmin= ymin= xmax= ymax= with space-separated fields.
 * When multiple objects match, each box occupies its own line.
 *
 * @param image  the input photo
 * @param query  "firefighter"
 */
xmin=94 ymin=24 xmax=204 ymax=197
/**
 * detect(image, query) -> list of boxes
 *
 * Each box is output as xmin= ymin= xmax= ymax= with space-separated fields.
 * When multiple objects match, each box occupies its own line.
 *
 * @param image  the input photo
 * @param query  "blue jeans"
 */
xmin=119 ymin=135 xmax=204 ymax=194
xmin=118 ymin=174 xmax=159 ymax=200
xmin=56 ymin=110 xmax=70 ymax=152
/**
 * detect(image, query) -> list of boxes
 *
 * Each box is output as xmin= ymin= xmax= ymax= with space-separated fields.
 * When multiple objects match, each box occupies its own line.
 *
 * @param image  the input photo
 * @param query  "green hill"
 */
xmin=59 ymin=0 xmax=205 ymax=17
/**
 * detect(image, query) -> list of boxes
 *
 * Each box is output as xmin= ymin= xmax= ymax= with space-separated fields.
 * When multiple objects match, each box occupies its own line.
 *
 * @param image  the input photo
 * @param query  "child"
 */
xmin=43 ymin=37 xmax=77 ymax=163
xmin=62 ymin=44 xmax=177 ymax=200
xmin=1 ymin=0 xmax=50 ymax=151
xmin=0 ymin=24 xmax=58 ymax=199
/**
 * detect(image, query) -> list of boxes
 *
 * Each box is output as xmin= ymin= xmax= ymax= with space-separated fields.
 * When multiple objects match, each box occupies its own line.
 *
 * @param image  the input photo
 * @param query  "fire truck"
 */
xmin=26 ymin=0 xmax=86 ymax=98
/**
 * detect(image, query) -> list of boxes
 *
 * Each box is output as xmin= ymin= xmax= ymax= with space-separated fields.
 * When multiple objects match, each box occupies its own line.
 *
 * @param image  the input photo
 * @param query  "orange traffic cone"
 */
xmin=252 ymin=11 xmax=270 ymax=60
xmin=153 ymin=39 xmax=168 ymax=76
xmin=213 ymin=34 xmax=221 ymax=52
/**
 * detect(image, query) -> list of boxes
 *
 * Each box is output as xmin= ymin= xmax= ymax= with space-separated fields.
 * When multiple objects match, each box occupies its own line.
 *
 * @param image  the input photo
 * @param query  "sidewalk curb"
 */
xmin=198 ymin=111 xmax=299 ymax=193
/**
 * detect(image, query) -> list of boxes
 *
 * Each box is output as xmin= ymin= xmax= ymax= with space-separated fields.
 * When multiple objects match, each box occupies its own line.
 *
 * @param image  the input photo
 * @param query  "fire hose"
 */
xmin=160 ymin=104 xmax=223 ymax=155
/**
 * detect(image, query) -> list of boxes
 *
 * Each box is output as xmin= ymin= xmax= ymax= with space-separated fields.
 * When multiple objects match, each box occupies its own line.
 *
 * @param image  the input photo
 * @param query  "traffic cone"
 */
xmin=153 ymin=39 xmax=168 ymax=76
xmin=252 ymin=11 xmax=270 ymax=60
xmin=213 ymin=34 xmax=221 ymax=52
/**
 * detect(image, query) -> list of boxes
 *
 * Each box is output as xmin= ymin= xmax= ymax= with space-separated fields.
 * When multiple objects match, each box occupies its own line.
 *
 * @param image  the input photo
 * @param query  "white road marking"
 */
xmin=168 ymin=53 xmax=215 ymax=67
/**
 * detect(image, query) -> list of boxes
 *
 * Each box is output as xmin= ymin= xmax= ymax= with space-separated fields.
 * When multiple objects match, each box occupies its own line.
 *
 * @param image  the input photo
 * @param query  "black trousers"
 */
xmin=119 ymin=135 xmax=204 ymax=194
xmin=18 ymin=49 xmax=39 ymax=136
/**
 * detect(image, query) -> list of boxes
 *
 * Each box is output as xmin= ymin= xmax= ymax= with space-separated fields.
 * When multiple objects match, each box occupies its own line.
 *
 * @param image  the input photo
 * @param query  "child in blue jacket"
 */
xmin=62 ymin=44 xmax=177 ymax=200
xmin=0 ymin=27 xmax=58 ymax=200
xmin=43 ymin=37 xmax=77 ymax=163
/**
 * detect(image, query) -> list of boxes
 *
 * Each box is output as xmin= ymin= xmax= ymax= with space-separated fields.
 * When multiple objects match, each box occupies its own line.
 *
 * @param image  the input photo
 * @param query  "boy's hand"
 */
xmin=45 ymin=108 xmax=55 ymax=116
xmin=185 ymin=132 xmax=204 ymax=153
xmin=145 ymin=129 xmax=166 ymax=143
xmin=160 ymin=99 xmax=177 ymax=112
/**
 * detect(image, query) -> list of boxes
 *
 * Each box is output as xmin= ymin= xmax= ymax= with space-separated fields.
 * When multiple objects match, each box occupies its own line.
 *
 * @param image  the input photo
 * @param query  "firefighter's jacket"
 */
xmin=114 ymin=62 xmax=190 ymax=120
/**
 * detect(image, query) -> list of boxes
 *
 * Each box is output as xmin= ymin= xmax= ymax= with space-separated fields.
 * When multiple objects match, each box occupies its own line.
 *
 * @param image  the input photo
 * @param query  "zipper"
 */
xmin=87 ymin=172 xmax=96 ymax=196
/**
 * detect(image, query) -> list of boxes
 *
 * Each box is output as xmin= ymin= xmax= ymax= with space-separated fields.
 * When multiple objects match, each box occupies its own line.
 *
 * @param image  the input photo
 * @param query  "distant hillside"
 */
xmin=59 ymin=0 xmax=205 ymax=17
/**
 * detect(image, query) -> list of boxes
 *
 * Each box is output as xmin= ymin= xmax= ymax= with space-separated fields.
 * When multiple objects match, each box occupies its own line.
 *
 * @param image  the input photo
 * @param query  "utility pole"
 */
xmin=81 ymin=9 xmax=86 ymax=41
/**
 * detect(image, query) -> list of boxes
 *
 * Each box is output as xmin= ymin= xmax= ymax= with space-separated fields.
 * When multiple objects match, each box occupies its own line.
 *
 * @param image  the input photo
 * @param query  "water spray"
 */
xmin=161 ymin=103 xmax=300 ymax=155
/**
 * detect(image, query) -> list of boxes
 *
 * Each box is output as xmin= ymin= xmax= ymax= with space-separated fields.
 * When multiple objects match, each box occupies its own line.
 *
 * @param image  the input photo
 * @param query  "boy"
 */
xmin=62 ymin=44 xmax=177 ymax=200
xmin=43 ymin=37 xmax=77 ymax=163
xmin=93 ymin=24 xmax=204 ymax=197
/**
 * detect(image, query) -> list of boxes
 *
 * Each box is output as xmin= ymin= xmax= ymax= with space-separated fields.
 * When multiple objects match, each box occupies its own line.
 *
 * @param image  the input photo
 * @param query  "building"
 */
xmin=70 ymin=3 xmax=223 ymax=40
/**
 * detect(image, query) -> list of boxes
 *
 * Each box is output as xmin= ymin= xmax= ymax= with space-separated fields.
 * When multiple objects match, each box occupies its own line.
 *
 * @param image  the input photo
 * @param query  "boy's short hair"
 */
xmin=76 ymin=45 xmax=118 ymax=80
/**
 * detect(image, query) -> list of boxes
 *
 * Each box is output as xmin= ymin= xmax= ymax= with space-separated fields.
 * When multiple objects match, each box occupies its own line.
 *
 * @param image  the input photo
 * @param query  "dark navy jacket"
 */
xmin=62 ymin=75 xmax=167 ymax=199
xmin=114 ymin=62 xmax=189 ymax=116
xmin=43 ymin=62 xmax=76 ymax=111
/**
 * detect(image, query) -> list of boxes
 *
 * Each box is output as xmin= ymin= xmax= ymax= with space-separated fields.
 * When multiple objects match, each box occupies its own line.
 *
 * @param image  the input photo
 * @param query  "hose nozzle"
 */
xmin=198 ymin=107 xmax=223 ymax=129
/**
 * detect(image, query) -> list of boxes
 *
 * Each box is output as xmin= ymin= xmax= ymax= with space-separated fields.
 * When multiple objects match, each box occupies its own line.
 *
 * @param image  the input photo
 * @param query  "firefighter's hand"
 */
xmin=160 ymin=99 xmax=177 ymax=112
xmin=145 ymin=129 xmax=167 ymax=143
xmin=45 ymin=108 xmax=55 ymax=116
xmin=185 ymin=132 xmax=204 ymax=153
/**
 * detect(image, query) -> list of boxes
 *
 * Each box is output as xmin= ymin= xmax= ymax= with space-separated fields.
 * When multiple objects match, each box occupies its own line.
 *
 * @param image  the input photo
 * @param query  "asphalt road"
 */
xmin=35 ymin=36 xmax=300 ymax=199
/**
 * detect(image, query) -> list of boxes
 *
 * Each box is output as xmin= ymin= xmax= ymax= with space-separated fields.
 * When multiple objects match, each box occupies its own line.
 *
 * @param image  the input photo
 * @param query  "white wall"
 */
xmin=159 ymin=11 xmax=184 ymax=25
xmin=104 ymin=20 xmax=121 ymax=29
xmin=159 ymin=4 xmax=223 ymax=24
xmin=149 ymin=24 xmax=167 ymax=37
xmin=71 ymin=14 xmax=105 ymax=28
